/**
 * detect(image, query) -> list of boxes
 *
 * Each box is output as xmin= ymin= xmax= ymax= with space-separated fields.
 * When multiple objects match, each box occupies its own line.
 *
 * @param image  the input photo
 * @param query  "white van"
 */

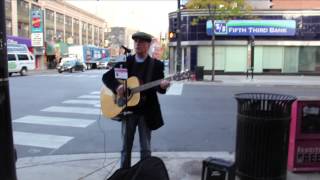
xmin=7 ymin=44 xmax=35 ymax=76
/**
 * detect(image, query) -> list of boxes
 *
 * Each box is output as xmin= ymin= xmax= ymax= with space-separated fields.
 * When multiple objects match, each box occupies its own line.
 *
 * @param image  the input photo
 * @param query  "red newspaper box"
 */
xmin=288 ymin=97 xmax=320 ymax=172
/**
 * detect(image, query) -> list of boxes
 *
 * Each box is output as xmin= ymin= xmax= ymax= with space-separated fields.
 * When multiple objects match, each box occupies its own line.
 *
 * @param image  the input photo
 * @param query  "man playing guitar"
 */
xmin=102 ymin=31 xmax=170 ymax=169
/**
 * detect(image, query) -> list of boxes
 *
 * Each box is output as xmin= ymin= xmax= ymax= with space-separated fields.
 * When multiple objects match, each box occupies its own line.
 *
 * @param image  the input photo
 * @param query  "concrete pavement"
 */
xmin=16 ymin=151 xmax=320 ymax=180
xmin=14 ymin=71 xmax=320 ymax=179
xmin=187 ymin=75 xmax=320 ymax=87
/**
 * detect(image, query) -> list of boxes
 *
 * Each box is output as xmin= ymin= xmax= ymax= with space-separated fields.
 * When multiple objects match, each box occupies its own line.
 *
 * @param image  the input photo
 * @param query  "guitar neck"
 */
xmin=131 ymin=77 xmax=172 ymax=93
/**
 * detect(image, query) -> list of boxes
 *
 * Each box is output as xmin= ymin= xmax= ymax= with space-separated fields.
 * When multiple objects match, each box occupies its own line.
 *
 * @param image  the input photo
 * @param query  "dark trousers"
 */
xmin=121 ymin=114 xmax=151 ymax=169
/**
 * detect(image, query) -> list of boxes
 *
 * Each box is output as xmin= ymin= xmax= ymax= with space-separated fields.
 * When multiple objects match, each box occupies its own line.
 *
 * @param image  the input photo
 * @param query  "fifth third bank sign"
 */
xmin=207 ymin=20 xmax=296 ymax=36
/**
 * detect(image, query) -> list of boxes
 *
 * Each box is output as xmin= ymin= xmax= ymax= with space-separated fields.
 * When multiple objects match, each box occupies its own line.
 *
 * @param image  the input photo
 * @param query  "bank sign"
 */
xmin=207 ymin=20 xmax=296 ymax=36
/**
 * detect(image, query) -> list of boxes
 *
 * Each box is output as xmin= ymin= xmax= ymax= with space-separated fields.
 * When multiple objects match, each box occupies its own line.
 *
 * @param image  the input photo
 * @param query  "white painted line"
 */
xmin=14 ymin=115 xmax=94 ymax=128
xmin=62 ymin=99 xmax=100 ymax=106
xmin=90 ymin=91 xmax=100 ymax=95
xmin=13 ymin=131 xmax=73 ymax=149
xmin=41 ymin=106 xmax=100 ymax=115
xmin=78 ymin=95 xmax=100 ymax=99
xmin=165 ymin=83 xmax=183 ymax=95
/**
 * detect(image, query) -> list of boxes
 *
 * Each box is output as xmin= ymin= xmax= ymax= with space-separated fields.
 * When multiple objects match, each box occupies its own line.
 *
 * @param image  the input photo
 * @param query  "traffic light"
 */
xmin=173 ymin=18 xmax=178 ymax=32
xmin=169 ymin=31 xmax=176 ymax=39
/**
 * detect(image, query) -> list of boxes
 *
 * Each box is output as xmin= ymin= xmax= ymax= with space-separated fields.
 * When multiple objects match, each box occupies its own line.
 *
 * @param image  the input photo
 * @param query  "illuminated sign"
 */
xmin=207 ymin=20 xmax=296 ymax=36
xmin=31 ymin=10 xmax=44 ymax=47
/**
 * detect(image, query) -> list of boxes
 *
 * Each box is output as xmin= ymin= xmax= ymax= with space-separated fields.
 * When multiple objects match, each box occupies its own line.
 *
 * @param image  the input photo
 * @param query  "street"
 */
xmin=9 ymin=70 xmax=320 ymax=158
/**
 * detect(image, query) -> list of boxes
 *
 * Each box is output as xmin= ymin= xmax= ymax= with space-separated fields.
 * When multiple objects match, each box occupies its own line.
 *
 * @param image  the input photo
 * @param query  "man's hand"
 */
xmin=116 ymin=84 xmax=125 ymax=97
xmin=160 ymin=80 xmax=170 ymax=90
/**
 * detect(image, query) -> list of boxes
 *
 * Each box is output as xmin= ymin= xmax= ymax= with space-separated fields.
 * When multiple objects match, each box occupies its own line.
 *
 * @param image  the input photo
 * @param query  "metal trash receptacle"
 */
xmin=234 ymin=93 xmax=296 ymax=180
xmin=195 ymin=66 xmax=204 ymax=81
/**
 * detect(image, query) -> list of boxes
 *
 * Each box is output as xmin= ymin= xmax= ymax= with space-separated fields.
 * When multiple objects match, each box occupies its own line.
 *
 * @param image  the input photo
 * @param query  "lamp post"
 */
xmin=246 ymin=35 xmax=255 ymax=79
xmin=0 ymin=0 xmax=17 ymax=179
xmin=176 ymin=0 xmax=182 ymax=72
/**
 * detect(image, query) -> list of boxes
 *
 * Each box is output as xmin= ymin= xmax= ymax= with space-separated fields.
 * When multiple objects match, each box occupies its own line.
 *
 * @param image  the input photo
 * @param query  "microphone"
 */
xmin=121 ymin=45 xmax=132 ymax=54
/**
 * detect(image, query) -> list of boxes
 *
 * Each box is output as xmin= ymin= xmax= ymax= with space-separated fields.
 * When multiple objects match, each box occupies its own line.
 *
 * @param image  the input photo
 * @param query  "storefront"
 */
xmin=168 ymin=9 xmax=320 ymax=75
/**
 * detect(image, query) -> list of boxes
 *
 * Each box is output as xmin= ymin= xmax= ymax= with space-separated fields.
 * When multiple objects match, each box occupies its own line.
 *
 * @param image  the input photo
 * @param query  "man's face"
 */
xmin=134 ymin=39 xmax=150 ymax=56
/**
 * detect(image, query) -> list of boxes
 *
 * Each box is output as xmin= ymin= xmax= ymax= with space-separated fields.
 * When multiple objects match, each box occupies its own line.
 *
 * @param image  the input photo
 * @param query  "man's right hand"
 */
xmin=116 ymin=84 xmax=125 ymax=98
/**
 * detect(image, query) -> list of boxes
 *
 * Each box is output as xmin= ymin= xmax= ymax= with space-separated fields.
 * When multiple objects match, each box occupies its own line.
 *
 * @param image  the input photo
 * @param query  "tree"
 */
xmin=186 ymin=0 xmax=251 ymax=81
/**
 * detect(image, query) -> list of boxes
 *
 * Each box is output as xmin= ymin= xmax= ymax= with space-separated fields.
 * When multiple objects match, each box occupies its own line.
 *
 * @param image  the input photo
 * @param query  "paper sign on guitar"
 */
xmin=114 ymin=68 xmax=128 ymax=79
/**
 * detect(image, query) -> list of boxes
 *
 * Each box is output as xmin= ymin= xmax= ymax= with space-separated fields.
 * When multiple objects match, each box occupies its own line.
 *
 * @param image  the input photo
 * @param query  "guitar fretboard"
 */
xmin=131 ymin=76 xmax=173 ymax=93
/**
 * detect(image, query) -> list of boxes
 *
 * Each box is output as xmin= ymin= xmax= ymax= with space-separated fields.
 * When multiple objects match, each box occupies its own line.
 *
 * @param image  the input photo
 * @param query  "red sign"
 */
xmin=288 ymin=98 xmax=320 ymax=172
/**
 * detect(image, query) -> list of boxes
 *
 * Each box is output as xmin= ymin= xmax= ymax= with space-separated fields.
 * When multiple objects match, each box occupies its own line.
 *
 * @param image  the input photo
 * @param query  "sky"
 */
xmin=66 ymin=0 xmax=178 ymax=38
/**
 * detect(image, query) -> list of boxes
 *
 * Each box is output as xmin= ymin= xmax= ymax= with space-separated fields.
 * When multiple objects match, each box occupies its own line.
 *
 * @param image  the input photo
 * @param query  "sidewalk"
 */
xmin=184 ymin=75 xmax=320 ymax=87
xmin=16 ymin=151 xmax=320 ymax=180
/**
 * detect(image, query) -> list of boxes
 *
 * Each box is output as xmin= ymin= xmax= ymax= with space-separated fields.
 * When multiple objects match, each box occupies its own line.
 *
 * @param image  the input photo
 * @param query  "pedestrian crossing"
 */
xmin=37 ymin=74 xmax=100 ymax=78
xmin=14 ymin=115 xmax=95 ymax=128
xmin=13 ymin=83 xmax=184 ymax=153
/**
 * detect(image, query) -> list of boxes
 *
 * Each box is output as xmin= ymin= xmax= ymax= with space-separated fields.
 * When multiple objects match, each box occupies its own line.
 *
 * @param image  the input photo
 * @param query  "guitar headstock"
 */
xmin=170 ymin=70 xmax=191 ymax=81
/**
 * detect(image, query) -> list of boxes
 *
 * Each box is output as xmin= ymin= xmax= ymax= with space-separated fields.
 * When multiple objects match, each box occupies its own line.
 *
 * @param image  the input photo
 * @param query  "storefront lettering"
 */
xmin=269 ymin=27 xmax=288 ymax=33
xmin=296 ymin=146 xmax=320 ymax=163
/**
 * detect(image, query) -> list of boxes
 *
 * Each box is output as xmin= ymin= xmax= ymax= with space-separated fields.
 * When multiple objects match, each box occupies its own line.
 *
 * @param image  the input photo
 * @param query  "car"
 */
xmin=57 ymin=58 xmax=85 ymax=73
xmin=7 ymin=43 xmax=35 ymax=76
xmin=96 ymin=57 xmax=111 ymax=69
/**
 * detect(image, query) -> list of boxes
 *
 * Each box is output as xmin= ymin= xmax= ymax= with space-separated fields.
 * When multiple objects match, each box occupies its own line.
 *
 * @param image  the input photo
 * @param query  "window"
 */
xmin=17 ymin=54 xmax=29 ymax=61
xmin=17 ymin=0 xmax=30 ymax=37
xmin=8 ymin=54 xmax=16 ymax=61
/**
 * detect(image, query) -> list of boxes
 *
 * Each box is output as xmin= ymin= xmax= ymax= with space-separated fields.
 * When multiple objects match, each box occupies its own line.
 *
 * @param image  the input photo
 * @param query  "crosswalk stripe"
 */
xmin=14 ymin=115 xmax=94 ymax=128
xmin=13 ymin=131 xmax=73 ymax=149
xmin=166 ymin=83 xmax=183 ymax=95
xmin=63 ymin=99 xmax=100 ymax=106
xmin=90 ymin=91 xmax=100 ymax=95
xmin=78 ymin=95 xmax=100 ymax=99
xmin=41 ymin=106 xmax=100 ymax=115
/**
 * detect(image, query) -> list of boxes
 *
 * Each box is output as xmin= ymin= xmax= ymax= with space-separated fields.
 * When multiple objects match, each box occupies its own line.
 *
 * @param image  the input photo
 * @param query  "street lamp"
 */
xmin=246 ymin=35 xmax=255 ymax=79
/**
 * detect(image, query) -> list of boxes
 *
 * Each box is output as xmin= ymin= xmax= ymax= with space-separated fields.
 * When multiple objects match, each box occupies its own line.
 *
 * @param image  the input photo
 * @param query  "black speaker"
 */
xmin=201 ymin=157 xmax=235 ymax=180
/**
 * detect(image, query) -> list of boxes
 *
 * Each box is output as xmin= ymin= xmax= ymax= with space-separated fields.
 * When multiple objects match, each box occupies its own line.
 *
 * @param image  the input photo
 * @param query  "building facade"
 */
xmin=168 ymin=9 xmax=320 ymax=75
xmin=5 ymin=0 xmax=107 ymax=69
xmin=271 ymin=0 xmax=320 ymax=9
xmin=105 ymin=27 xmax=137 ymax=57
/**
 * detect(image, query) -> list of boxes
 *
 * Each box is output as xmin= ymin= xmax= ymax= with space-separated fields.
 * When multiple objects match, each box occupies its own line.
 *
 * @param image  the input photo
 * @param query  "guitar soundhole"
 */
xmin=116 ymin=88 xmax=132 ymax=107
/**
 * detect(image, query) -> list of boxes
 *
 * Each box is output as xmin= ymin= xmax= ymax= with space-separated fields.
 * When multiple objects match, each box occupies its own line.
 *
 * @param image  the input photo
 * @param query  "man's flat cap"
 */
xmin=132 ymin=32 xmax=153 ymax=42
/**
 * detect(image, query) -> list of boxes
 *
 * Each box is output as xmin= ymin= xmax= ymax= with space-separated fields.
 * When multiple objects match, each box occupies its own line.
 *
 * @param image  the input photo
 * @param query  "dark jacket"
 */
xmin=102 ymin=55 xmax=166 ymax=130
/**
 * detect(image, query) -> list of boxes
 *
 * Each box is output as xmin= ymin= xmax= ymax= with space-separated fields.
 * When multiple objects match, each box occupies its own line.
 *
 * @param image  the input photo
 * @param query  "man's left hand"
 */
xmin=160 ymin=80 xmax=170 ymax=89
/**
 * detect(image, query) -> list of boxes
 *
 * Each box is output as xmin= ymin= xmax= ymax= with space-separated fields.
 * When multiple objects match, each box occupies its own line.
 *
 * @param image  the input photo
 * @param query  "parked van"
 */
xmin=7 ymin=43 xmax=35 ymax=76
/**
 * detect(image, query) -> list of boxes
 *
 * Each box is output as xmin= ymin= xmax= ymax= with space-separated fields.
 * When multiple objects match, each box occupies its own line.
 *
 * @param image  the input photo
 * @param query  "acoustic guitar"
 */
xmin=100 ymin=71 xmax=190 ymax=119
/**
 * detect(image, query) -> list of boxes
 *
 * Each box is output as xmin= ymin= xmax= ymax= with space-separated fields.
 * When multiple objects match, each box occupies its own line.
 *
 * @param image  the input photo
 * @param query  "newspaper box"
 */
xmin=288 ymin=97 xmax=320 ymax=172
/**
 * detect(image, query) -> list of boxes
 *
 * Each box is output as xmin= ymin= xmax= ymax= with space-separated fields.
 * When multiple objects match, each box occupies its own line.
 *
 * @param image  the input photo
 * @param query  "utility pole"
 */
xmin=176 ymin=0 xmax=182 ymax=72
xmin=0 ymin=0 xmax=17 ymax=179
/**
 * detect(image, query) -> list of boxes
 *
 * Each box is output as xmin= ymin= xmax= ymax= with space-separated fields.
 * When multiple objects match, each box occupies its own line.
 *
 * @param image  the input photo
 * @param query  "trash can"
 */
xmin=234 ymin=93 xmax=296 ymax=180
xmin=195 ymin=66 xmax=204 ymax=81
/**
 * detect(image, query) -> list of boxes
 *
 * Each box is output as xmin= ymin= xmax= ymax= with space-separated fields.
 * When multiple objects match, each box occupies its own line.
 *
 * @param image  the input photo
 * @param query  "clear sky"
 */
xmin=66 ymin=0 xmax=178 ymax=38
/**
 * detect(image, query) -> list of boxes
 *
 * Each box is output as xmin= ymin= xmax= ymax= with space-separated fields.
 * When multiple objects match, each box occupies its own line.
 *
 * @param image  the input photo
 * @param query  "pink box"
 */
xmin=288 ymin=97 xmax=320 ymax=172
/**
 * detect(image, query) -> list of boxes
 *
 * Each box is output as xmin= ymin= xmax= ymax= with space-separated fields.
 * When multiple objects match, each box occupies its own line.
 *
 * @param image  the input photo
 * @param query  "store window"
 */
xmin=17 ymin=0 xmax=30 ymax=38
xmin=45 ymin=9 xmax=54 ymax=41
xmin=5 ymin=0 xmax=12 ymax=19
xmin=82 ymin=22 xmax=87 ymax=44
xmin=56 ymin=12 xmax=64 ymax=41
xmin=99 ymin=27 xmax=103 ymax=46
xmin=65 ymin=16 xmax=72 ymax=43
xmin=94 ymin=26 xmax=99 ymax=46
xmin=88 ymin=24 xmax=93 ymax=45
xmin=73 ymin=18 xmax=79 ymax=45
xmin=6 ymin=19 xmax=12 ymax=35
